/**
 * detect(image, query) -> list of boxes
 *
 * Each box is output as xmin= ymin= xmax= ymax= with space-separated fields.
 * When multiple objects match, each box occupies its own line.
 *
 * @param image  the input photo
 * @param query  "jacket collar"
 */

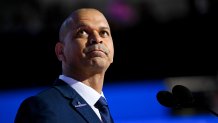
xmin=53 ymin=79 xmax=102 ymax=123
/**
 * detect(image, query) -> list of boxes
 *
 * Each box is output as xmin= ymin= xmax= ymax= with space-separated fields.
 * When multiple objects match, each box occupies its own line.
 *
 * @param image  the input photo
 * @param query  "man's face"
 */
xmin=62 ymin=9 xmax=114 ymax=72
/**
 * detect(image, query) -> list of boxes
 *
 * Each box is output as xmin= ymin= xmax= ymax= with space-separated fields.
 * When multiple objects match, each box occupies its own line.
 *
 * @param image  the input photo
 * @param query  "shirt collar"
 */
xmin=59 ymin=75 xmax=104 ymax=106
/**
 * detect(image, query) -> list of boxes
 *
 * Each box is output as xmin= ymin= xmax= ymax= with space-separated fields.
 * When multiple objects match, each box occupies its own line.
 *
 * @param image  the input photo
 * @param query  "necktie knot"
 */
xmin=95 ymin=97 xmax=108 ymax=109
xmin=95 ymin=97 xmax=113 ymax=123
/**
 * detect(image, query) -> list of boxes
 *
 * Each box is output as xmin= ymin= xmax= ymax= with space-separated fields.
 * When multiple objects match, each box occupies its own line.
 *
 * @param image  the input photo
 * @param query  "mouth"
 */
xmin=87 ymin=49 xmax=105 ymax=54
xmin=86 ymin=49 xmax=107 ymax=58
xmin=83 ymin=44 xmax=109 ymax=56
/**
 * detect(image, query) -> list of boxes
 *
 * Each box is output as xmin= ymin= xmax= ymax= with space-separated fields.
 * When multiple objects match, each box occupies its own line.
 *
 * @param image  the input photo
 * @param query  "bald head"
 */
xmin=59 ymin=8 xmax=109 ymax=43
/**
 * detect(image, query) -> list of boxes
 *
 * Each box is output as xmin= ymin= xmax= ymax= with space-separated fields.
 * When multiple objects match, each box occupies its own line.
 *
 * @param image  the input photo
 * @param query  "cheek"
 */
xmin=70 ymin=41 xmax=86 ymax=58
xmin=107 ymin=41 xmax=114 ymax=59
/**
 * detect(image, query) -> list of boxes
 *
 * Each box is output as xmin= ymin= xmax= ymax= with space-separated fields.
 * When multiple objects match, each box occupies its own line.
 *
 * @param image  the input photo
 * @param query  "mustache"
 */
xmin=83 ymin=44 xmax=109 ymax=55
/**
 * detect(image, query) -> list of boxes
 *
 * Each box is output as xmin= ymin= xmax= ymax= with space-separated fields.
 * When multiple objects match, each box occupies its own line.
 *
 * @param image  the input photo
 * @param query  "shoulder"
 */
xmin=15 ymin=87 xmax=62 ymax=123
xmin=19 ymin=81 xmax=77 ymax=109
xmin=37 ymin=87 xmax=61 ymax=99
xmin=18 ymin=87 xmax=60 ymax=110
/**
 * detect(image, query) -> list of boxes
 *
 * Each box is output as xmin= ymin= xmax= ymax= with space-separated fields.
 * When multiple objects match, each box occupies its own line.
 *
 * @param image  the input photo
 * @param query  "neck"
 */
xmin=82 ymin=74 xmax=104 ymax=93
xmin=64 ymin=70 xmax=105 ymax=94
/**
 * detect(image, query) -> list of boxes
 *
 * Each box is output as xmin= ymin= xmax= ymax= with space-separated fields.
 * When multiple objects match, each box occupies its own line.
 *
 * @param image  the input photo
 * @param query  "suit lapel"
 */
xmin=53 ymin=79 xmax=102 ymax=123
xmin=71 ymin=97 xmax=102 ymax=123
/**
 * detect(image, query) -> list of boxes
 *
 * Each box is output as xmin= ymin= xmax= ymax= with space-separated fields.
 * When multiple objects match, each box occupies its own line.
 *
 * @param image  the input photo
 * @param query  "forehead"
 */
xmin=72 ymin=9 xmax=110 ymax=29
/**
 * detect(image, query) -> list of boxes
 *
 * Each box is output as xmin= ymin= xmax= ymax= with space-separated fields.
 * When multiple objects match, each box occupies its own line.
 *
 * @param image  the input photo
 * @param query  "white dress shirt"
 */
xmin=59 ymin=75 xmax=104 ymax=121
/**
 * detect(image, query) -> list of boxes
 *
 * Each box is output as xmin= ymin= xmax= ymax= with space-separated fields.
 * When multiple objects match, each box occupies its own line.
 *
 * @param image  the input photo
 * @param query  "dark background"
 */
xmin=1 ymin=0 xmax=218 ymax=89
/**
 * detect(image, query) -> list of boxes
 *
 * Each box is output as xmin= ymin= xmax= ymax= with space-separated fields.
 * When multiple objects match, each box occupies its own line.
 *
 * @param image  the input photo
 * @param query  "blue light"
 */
xmin=0 ymin=80 xmax=217 ymax=123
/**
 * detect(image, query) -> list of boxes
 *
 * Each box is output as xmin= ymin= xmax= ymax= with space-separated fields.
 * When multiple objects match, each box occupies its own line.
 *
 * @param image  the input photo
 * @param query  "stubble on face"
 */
xmin=60 ymin=8 xmax=114 ymax=74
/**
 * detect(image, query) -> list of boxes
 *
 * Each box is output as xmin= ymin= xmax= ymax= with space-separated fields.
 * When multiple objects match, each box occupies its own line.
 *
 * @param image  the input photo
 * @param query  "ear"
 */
xmin=55 ymin=42 xmax=65 ymax=61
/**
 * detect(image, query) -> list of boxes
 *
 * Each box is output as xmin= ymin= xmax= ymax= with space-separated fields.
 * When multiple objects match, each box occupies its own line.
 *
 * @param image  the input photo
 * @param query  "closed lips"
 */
xmin=84 ymin=44 xmax=109 ymax=55
xmin=88 ymin=49 xmax=104 ymax=54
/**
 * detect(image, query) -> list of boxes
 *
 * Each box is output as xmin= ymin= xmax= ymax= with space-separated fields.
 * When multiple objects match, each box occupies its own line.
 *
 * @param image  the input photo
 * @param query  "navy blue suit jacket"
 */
xmin=15 ymin=79 xmax=107 ymax=123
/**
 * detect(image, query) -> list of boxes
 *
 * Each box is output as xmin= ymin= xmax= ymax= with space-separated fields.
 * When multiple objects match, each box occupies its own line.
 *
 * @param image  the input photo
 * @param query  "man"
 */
xmin=15 ymin=8 xmax=114 ymax=123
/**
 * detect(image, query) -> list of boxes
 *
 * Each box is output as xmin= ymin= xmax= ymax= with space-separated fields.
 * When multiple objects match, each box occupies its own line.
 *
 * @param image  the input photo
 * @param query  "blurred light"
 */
xmin=106 ymin=1 xmax=138 ymax=27
xmin=0 ymin=80 xmax=217 ymax=123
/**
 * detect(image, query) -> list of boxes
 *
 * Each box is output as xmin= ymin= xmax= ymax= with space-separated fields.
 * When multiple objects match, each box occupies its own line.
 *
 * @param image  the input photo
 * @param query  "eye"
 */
xmin=100 ymin=30 xmax=110 ymax=37
xmin=76 ymin=29 xmax=88 ymax=38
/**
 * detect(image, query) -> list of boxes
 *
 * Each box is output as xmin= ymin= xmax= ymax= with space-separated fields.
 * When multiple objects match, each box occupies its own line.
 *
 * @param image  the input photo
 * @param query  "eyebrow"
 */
xmin=99 ymin=27 xmax=110 ymax=30
xmin=74 ymin=23 xmax=110 ymax=31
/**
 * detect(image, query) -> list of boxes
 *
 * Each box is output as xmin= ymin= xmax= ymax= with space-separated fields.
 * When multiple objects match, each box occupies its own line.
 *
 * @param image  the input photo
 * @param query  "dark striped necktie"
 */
xmin=94 ymin=97 xmax=113 ymax=123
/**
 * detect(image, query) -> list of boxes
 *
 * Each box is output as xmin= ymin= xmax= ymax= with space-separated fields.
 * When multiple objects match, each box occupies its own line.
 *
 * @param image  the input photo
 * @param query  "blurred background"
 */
xmin=0 ymin=0 xmax=218 ymax=122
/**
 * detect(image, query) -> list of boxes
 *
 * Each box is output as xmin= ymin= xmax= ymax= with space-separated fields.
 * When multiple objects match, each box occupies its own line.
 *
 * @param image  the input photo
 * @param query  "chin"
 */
xmin=88 ymin=58 xmax=110 ymax=70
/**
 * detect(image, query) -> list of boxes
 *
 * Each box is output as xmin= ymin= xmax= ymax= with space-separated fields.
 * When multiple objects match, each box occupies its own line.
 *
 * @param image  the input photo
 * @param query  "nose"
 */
xmin=90 ymin=38 xmax=103 ymax=45
xmin=89 ymin=32 xmax=103 ymax=45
